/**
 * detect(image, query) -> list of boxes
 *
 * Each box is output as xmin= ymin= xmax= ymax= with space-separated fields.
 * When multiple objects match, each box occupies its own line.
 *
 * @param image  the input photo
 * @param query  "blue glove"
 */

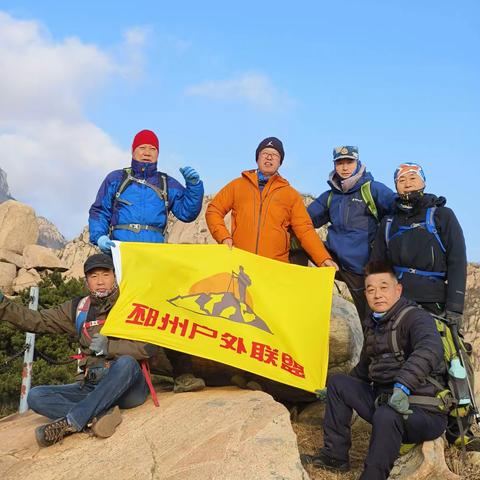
xmin=179 ymin=166 xmax=200 ymax=185
xmin=0 ymin=291 xmax=3 ymax=302
xmin=388 ymin=387 xmax=413 ymax=419
xmin=90 ymin=334 xmax=109 ymax=356
xmin=97 ymin=235 xmax=115 ymax=253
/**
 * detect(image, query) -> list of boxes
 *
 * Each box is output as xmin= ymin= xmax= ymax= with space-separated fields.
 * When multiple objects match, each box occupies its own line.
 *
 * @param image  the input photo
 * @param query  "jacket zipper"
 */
xmin=254 ymin=180 xmax=274 ymax=254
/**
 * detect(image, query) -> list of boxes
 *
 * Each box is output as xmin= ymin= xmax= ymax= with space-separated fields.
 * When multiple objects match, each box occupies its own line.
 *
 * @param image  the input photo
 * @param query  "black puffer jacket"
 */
xmin=370 ymin=193 xmax=467 ymax=313
xmin=351 ymin=297 xmax=446 ymax=404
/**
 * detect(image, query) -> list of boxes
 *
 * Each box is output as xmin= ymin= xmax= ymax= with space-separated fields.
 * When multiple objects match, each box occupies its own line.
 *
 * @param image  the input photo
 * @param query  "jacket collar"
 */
xmin=328 ymin=168 xmax=373 ymax=193
xmin=89 ymin=288 xmax=119 ymax=313
xmin=363 ymin=296 xmax=417 ymax=329
xmin=130 ymin=158 xmax=158 ymax=177
xmin=242 ymin=169 xmax=290 ymax=190
xmin=395 ymin=193 xmax=446 ymax=214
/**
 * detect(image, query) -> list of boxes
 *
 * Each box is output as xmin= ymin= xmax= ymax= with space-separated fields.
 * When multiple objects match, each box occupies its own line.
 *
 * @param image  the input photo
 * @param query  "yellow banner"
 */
xmin=102 ymin=242 xmax=334 ymax=392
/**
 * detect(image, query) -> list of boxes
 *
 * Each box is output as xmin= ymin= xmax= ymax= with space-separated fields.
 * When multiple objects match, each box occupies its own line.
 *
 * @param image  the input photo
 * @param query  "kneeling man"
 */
xmin=302 ymin=261 xmax=448 ymax=480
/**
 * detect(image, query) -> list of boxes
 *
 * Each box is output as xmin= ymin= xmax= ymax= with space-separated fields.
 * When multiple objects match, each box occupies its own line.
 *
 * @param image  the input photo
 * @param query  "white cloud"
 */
xmin=116 ymin=26 xmax=151 ymax=82
xmin=0 ymin=12 xmax=114 ymax=124
xmin=185 ymin=72 xmax=293 ymax=110
xmin=0 ymin=12 xmax=148 ymax=239
xmin=0 ymin=122 xmax=126 ymax=236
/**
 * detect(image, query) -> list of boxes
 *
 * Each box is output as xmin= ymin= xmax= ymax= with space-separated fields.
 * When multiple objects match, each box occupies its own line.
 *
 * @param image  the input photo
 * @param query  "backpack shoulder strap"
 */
xmin=157 ymin=172 xmax=169 ymax=211
xmin=360 ymin=181 xmax=379 ymax=221
xmin=385 ymin=216 xmax=394 ymax=248
xmin=75 ymin=296 xmax=91 ymax=336
xmin=326 ymin=191 xmax=333 ymax=209
xmin=115 ymin=167 xmax=133 ymax=200
xmin=425 ymin=207 xmax=447 ymax=253
xmin=390 ymin=306 xmax=417 ymax=361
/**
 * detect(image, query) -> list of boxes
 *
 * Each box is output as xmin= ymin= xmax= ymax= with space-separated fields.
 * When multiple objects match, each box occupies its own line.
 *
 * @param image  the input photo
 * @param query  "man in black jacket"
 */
xmin=369 ymin=162 xmax=476 ymax=449
xmin=370 ymin=162 xmax=466 ymax=323
xmin=302 ymin=261 xmax=448 ymax=480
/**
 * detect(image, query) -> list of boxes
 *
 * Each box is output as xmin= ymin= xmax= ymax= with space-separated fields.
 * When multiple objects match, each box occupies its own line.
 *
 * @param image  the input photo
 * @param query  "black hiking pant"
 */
xmin=334 ymin=268 xmax=369 ymax=327
xmin=322 ymin=374 xmax=447 ymax=480
xmin=165 ymin=349 xmax=196 ymax=378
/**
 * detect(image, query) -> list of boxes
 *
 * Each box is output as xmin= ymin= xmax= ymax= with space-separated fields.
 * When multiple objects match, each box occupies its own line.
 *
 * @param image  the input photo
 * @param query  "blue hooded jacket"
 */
xmin=89 ymin=159 xmax=204 ymax=244
xmin=307 ymin=166 xmax=396 ymax=275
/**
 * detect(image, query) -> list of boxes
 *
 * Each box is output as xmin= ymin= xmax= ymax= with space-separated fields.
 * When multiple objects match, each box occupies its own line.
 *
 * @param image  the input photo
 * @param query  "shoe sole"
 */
xmin=92 ymin=406 xmax=122 ymax=438
xmin=35 ymin=425 xmax=51 ymax=447
xmin=300 ymin=454 xmax=350 ymax=472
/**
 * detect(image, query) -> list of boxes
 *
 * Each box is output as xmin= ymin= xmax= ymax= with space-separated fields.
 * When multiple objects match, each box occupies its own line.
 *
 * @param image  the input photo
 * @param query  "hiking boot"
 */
xmin=91 ymin=406 xmax=122 ymax=438
xmin=399 ymin=443 xmax=417 ymax=455
xmin=231 ymin=374 xmax=248 ymax=389
xmin=466 ymin=437 xmax=480 ymax=452
xmin=300 ymin=450 xmax=350 ymax=473
xmin=246 ymin=380 xmax=264 ymax=391
xmin=35 ymin=418 xmax=77 ymax=447
xmin=454 ymin=435 xmax=480 ymax=452
xmin=173 ymin=373 xmax=205 ymax=393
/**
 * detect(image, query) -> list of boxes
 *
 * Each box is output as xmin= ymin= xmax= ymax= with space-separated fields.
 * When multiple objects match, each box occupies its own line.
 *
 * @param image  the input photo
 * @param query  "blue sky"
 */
xmin=0 ymin=1 xmax=479 ymax=260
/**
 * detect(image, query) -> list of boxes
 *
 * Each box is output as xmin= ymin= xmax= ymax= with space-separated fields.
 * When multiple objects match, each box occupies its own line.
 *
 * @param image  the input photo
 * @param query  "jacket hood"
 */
xmin=328 ymin=168 xmax=374 ymax=193
xmin=131 ymin=158 xmax=158 ymax=177
xmin=395 ymin=192 xmax=446 ymax=213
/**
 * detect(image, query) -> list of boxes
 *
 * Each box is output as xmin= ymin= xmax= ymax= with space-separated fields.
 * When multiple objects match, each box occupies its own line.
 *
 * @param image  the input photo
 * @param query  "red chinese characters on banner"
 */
xmin=220 ymin=333 xmax=247 ymax=354
xmin=123 ymin=303 xmax=305 ymax=379
xmin=158 ymin=314 xmax=189 ymax=336
xmin=250 ymin=342 xmax=279 ymax=366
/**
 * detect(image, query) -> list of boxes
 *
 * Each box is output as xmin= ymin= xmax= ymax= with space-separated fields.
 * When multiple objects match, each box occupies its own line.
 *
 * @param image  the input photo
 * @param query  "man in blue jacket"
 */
xmin=89 ymin=129 xmax=204 ymax=248
xmin=307 ymin=146 xmax=395 ymax=324
xmin=88 ymin=129 xmax=205 ymax=393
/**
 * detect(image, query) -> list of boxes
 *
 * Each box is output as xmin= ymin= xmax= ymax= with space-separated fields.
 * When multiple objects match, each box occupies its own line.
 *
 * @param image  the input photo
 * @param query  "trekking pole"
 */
xmin=19 ymin=286 xmax=39 ymax=414
xmin=432 ymin=313 xmax=480 ymax=426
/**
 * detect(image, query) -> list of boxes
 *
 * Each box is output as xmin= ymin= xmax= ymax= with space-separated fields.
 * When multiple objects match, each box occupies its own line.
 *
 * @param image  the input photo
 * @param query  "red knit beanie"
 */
xmin=132 ymin=130 xmax=159 ymax=152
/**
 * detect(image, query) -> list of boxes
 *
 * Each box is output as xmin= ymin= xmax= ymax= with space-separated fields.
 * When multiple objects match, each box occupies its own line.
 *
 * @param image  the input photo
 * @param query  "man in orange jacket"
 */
xmin=206 ymin=137 xmax=337 ymax=269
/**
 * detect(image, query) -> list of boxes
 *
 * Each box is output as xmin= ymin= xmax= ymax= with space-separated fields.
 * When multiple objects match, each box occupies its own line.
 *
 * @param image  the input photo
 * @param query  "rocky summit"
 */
xmin=0 ymin=389 xmax=308 ymax=480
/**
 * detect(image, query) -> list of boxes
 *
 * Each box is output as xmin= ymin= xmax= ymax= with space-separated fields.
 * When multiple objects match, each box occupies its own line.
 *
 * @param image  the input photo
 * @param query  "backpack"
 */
xmin=73 ymin=296 xmax=172 ymax=375
xmin=110 ymin=167 xmax=170 ymax=236
xmin=390 ymin=307 xmax=475 ymax=419
xmin=385 ymin=206 xmax=447 ymax=280
xmin=73 ymin=296 xmax=172 ymax=407
xmin=289 ymin=181 xmax=378 ymax=260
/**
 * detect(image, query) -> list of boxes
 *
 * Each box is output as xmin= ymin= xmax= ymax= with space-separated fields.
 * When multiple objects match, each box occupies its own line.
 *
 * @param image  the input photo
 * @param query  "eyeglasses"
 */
xmin=261 ymin=151 xmax=280 ymax=160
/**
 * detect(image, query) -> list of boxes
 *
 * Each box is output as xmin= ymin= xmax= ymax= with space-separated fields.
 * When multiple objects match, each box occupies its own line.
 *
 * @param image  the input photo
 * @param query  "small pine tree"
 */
xmin=0 ymin=272 xmax=88 ymax=417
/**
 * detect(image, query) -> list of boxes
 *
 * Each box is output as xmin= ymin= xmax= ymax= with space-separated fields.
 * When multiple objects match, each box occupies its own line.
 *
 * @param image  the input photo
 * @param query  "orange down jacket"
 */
xmin=206 ymin=170 xmax=331 ymax=265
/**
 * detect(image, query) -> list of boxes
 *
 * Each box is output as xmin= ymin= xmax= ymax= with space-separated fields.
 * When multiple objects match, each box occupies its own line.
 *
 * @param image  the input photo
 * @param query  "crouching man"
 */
xmin=0 ymin=254 xmax=159 ymax=447
xmin=302 ymin=261 xmax=448 ymax=480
